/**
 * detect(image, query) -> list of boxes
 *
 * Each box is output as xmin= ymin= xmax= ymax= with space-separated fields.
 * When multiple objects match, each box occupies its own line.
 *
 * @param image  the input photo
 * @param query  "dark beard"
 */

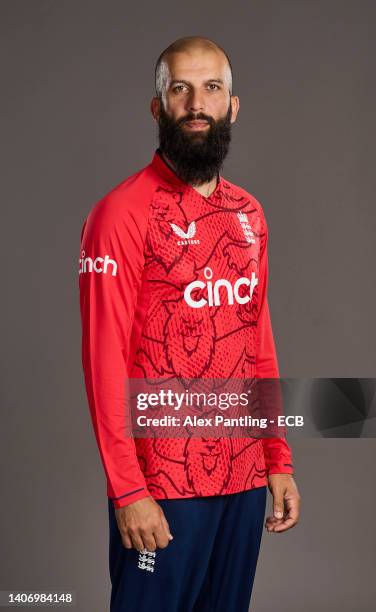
xmin=157 ymin=102 xmax=232 ymax=185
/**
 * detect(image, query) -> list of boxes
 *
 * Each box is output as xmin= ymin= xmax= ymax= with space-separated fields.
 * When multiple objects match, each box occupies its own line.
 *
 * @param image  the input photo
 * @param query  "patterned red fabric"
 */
xmin=79 ymin=150 xmax=294 ymax=509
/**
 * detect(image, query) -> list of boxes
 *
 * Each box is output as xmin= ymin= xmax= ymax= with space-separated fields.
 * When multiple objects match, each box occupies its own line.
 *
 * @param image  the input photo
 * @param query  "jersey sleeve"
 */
xmin=79 ymin=199 xmax=152 ymax=508
xmin=256 ymin=208 xmax=294 ymax=476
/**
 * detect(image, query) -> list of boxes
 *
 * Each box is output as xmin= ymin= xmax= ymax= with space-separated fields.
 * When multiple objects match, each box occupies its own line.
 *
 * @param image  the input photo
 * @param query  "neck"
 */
xmin=160 ymin=150 xmax=219 ymax=198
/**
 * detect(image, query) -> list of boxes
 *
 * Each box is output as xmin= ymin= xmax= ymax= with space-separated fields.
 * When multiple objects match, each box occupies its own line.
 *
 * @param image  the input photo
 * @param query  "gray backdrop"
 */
xmin=1 ymin=1 xmax=375 ymax=611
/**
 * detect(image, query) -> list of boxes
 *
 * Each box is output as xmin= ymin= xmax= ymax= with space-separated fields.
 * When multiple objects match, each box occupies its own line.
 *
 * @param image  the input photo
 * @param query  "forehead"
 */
xmin=165 ymin=48 xmax=229 ymax=82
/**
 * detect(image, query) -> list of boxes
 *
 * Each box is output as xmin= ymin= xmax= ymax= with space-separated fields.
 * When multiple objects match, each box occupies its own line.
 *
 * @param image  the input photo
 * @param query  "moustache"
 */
xmin=177 ymin=113 xmax=215 ymax=128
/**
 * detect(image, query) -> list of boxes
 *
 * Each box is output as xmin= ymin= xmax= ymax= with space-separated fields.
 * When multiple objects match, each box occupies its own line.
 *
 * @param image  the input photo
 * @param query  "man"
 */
xmin=79 ymin=36 xmax=301 ymax=612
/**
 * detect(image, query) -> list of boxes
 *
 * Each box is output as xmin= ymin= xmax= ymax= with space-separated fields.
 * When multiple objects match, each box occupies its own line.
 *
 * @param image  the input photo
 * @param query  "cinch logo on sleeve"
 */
xmin=184 ymin=266 xmax=258 ymax=309
xmin=79 ymin=250 xmax=118 ymax=276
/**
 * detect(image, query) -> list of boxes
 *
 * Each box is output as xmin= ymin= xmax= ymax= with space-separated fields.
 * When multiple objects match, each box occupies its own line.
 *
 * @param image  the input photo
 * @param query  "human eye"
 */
xmin=207 ymin=83 xmax=220 ymax=91
xmin=172 ymin=84 xmax=188 ymax=93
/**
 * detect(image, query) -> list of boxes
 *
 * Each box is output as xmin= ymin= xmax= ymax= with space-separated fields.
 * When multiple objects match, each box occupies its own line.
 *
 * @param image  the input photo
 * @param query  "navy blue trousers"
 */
xmin=108 ymin=486 xmax=267 ymax=612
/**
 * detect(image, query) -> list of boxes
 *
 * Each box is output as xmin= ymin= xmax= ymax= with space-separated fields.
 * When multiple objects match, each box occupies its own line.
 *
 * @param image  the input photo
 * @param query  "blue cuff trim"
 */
xmin=110 ymin=487 xmax=145 ymax=501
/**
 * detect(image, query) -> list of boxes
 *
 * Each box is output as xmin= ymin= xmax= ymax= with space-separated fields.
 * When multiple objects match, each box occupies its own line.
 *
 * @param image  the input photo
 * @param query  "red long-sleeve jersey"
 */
xmin=79 ymin=149 xmax=294 ymax=509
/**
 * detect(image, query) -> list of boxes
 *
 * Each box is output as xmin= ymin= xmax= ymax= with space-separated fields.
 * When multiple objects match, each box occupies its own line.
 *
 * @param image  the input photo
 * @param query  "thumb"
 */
xmin=161 ymin=512 xmax=174 ymax=540
xmin=273 ymin=490 xmax=284 ymax=519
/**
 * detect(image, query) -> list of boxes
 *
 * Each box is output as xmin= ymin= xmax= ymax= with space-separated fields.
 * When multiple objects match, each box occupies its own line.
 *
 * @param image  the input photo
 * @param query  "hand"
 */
xmin=265 ymin=474 xmax=301 ymax=533
xmin=115 ymin=496 xmax=174 ymax=552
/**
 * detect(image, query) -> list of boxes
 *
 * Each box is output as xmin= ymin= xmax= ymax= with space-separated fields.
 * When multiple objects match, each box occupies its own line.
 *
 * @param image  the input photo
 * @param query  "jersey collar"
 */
xmin=150 ymin=148 xmax=224 ymax=199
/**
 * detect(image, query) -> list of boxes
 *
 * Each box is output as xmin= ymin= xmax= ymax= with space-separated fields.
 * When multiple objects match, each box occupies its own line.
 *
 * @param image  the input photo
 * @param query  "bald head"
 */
xmin=155 ymin=36 xmax=233 ymax=101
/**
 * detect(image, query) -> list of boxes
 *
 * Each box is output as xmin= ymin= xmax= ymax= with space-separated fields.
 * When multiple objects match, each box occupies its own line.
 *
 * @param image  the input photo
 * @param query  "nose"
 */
xmin=187 ymin=89 xmax=204 ymax=113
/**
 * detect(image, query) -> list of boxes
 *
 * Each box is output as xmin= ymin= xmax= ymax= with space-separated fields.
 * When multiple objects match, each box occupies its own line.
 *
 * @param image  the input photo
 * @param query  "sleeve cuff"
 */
xmin=266 ymin=464 xmax=294 ymax=476
xmin=110 ymin=486 xmax=153 ymax=509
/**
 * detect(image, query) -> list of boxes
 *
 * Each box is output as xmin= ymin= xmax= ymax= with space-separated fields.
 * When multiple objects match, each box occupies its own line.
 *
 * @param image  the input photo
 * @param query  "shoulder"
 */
xmin=223 ymin=178 xmax=268 ymax=232
xmin=81 ymin=163 xmax=156 ymax=240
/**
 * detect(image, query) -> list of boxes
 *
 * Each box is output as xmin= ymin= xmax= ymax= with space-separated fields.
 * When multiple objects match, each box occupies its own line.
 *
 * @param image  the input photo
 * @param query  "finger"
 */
xmin=265 ymin=517 xmax=283 ymax=532
xmin=265 ymin=513 xmax=281 ymax=522
xmin=272 ymin=516 xmax=298 ymax=533
xmin=154 ymin=520 xmax=171 ymax=549
xmin=285 ymin=495 xmax=300 ymax=522
xmin=140 ymin=531 xmax=157 ymax=552
xmin=130 ymin=531 xmax=146 ymax=552
xmin=122 ymin=532 xmax=133 ymax=549
xmin=272 ymin=490 xmax=285 ymax=519
xmin=265 ymin=515 xmax=280 ymax=525
xmin=160 ymin=513 xmax=174 ymax=541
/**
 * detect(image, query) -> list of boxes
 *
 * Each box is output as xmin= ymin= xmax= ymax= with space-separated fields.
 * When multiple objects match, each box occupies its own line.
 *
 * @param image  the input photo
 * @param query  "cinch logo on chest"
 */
xmin=184 ymin=267 xmax=258 ymax=309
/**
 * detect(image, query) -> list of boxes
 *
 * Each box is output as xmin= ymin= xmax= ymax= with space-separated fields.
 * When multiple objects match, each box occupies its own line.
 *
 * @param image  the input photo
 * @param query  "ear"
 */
xmin=230 ymin=95 xmax=240 ymax=124
xmin=150 ymin=96 xmax=161 ymax=122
